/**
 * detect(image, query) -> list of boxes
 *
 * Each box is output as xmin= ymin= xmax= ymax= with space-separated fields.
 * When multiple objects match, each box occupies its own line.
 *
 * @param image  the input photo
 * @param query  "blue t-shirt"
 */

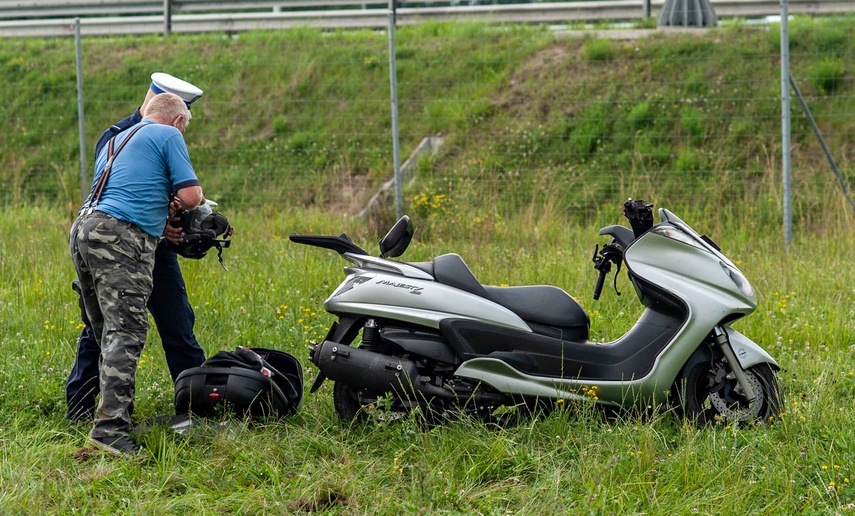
xmin=88 ymin=120 xmax=200 ymax=238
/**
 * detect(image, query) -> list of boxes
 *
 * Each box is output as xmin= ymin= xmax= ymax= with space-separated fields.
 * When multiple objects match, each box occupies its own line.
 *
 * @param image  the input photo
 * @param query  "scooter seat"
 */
xmin=417 ymin=253 xmax=589 ymax=338
xmin=484 ymin=285 xmax=589 ymax=331
xmin=430 ymin=253 xmax=489 ymax=298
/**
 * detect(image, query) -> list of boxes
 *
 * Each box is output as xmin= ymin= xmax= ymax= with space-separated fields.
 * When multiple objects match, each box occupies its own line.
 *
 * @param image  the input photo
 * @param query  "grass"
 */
xmin=2 ymin=205 xmax=855 ymax=513
xmin=2 ymin=13 xmax=855 ymax=514
xmin=2 ymin=17 xmax=855 ymax=231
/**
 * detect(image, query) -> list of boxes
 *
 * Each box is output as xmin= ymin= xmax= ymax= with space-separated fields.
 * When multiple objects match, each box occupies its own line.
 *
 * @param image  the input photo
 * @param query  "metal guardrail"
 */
xmin=0 ymin=0 xmax=853 ymax=37
xmin=0 ymin=0 xmax=405 ymax=18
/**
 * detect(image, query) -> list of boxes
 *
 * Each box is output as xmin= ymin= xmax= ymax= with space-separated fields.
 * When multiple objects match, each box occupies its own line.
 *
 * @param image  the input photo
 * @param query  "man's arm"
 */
xmin=175 ymin=186 xmax=204 ymax=211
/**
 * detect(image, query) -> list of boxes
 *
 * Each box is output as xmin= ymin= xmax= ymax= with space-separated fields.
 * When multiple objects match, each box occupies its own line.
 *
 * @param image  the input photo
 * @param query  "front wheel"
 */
xmin=677 ymin=361 xmax=782 ymax=425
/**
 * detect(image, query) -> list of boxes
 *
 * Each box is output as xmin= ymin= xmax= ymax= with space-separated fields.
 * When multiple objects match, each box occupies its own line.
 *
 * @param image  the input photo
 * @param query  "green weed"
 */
xmin=2 ymin=206 xmax=855 ymax=513
xmin=809 ymin=57 xmax=847 ymax=94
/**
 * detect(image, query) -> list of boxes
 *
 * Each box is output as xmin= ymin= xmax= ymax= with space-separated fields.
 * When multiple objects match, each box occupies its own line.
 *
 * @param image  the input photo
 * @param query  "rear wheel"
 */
xmin=677 ymin=361 xmax=781 ymax=425
xmin=332 ymin=382 xmax=420 ymax=422
xmin=332 ymin=380 xmax=517 ymax=425
xmin=333 ymin=382 xmax=368 ymax=421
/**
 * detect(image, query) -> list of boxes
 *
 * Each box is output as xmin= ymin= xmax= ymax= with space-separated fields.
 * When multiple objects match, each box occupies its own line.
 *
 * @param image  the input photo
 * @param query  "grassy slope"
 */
xmin=1 ymin=17 xmax=855 ymax=514
xmin=1 ymin=18 xmax=854 ymax=232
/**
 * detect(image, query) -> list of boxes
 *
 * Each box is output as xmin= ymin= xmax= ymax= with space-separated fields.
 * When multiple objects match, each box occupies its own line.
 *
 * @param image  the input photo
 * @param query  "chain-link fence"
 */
xmin=2 ymin=13 xmax=854 ymax=233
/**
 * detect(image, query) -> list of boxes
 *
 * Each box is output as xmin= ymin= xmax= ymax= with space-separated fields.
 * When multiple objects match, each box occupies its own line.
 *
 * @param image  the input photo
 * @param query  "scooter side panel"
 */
xmin=325 ymin=269 xmax=532 ymax=332
xmin=343 ymin=253 xmax=435 ymax=280
xmin=617 ymin=232 xmax=764 ymax=395
xmin=453 ymin=357 xmax=591 ymax=402
xmin=626 ymin=233 xmax=756 ymax=315
xmin=440 ymin=307 xmax=682 ymax=381
xmin=454 ymin=357 xmax=660 ymax=408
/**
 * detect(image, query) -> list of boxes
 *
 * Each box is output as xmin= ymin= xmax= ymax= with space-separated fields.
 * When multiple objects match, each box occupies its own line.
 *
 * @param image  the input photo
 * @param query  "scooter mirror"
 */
xmin=624 ymin=198 xmax=654 ymax=238
xmin=379 ymin=215 xmax=414 ymax=258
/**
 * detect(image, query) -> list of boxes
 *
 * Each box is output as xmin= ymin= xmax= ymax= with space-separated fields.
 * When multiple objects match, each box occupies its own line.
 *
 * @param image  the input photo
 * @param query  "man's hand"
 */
xmin=164 ymin=196 xmax=185 ymax=245
xmin=168 ymin=196 xmax=183 ymax=216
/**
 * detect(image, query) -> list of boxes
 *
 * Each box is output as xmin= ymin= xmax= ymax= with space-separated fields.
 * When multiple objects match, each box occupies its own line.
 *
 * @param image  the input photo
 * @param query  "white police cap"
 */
xmin=150 ymin=72 xmax=203 ymax=108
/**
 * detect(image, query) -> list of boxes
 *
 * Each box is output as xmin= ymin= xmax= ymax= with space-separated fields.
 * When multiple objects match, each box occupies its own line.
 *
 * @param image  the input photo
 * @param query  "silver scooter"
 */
xmin=290 ymin=199 xmax=782 ymax=424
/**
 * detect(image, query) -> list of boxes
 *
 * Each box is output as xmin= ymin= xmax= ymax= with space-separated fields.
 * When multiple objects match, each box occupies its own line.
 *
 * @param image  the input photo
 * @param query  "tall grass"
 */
xmin=2 ymin=205 xmax=855 ymax=513
xmin=2 ymin=13 xmax=855 ymax=513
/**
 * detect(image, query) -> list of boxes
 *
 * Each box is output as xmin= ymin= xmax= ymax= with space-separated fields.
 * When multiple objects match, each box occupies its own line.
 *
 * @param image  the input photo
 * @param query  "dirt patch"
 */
xmin=494 ymin=42 xmax=587 ymax=119
xmin=287 ymin=488 xmax=351 ymax=513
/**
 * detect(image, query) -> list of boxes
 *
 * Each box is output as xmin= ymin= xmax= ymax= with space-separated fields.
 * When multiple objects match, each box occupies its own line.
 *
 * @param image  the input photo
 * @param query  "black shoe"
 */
xmin=88 ymin=435 xmax=142 ymax=457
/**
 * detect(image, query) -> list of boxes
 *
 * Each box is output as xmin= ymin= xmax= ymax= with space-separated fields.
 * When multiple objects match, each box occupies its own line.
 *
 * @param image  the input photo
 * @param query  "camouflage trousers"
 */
xmin=69 ymin=211 xmax=158 ymax=439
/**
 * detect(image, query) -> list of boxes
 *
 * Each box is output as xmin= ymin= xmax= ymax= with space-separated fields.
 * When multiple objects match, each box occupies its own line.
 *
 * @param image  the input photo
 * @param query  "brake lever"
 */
xmin=612 ymin=258 xmax=622 ymax=297
xmin=592 ymin=242 xmax=624 ymax=299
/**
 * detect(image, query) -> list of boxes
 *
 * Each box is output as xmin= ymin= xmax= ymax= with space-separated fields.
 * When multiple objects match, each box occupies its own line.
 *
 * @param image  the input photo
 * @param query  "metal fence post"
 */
xmin=789 ymin=74 xmax=855 ymax=216
xmin=164 ymin=0 xmax=172 ymax=36
xmin=388 ymin=0 xmax=402 ymax=219
xmin=74 ymin=18 xmax=87 ymax=202
xmin=780 ymin=0 xmax=791 ymax=248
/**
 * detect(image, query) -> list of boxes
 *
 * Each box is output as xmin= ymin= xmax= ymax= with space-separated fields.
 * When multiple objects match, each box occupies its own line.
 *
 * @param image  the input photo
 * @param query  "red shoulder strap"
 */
xmin=83 ymin=123 xmax=147 ymax=214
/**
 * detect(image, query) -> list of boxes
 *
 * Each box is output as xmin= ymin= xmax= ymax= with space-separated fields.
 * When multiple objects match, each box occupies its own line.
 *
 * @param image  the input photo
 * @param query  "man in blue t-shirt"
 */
xmin=70 ymin=92 xmax=205 ymax=457
xmin=66 ymin=73 xmax=208 ymax=424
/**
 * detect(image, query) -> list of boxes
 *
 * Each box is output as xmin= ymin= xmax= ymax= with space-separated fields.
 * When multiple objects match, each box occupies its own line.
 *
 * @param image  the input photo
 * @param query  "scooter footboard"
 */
xmin=453 ymin=357 xmax=623 ymax=406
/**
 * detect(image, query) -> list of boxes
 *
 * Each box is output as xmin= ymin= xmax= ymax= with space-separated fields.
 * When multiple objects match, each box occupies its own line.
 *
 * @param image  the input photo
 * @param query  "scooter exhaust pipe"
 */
xmin=309 ymin=340 xmax=453 ymax=399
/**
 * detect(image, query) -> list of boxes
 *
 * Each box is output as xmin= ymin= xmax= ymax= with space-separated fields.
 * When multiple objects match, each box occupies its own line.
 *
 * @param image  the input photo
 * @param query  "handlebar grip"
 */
xmin=593 ymin=268 xmax=608 ymax=300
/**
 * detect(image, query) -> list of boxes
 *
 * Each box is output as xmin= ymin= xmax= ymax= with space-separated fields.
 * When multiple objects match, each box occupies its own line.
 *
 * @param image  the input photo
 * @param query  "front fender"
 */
xmin=726 ymin=326 xmax=779 ymax=370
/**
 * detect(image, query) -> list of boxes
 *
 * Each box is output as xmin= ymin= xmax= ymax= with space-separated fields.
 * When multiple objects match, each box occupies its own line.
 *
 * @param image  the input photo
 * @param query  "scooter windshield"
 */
xmin=658 ymin=208 xmax=737 ymax=269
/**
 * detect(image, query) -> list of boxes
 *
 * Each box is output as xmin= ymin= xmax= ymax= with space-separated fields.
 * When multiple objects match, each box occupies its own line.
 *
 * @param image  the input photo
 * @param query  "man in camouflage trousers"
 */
xmin=69 ymin=93 xmax=205 ymax=457
xmin=66 ymin=72 xmax=207 ymax=423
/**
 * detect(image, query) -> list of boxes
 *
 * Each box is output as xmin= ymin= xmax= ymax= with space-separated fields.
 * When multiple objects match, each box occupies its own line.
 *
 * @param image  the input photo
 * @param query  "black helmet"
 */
xmin=174 ymin=346 xmax=303 ymax=420
xmin=168 ymin=200 xmax=233 ymax=264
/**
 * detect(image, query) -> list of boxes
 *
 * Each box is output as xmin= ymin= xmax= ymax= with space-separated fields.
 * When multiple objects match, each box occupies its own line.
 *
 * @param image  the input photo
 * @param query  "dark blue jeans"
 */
xmin=66 ymin=241 xmax=206 ymax=421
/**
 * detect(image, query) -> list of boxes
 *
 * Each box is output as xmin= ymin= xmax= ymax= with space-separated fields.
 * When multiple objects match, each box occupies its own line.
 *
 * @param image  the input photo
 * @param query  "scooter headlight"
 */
xmin=720 ymin=261 xmax=754 ymax=298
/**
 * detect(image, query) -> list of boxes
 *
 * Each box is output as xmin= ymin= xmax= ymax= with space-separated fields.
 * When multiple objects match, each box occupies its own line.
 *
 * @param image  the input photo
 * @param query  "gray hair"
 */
xmin=144 ymin=92 xmax=190 ymax=123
